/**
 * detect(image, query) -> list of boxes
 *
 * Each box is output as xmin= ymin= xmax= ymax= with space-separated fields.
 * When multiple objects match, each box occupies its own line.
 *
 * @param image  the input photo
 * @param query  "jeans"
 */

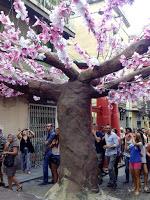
xmin=97 ymin=152 xmax=105 ymax=182
xmin=107 ymin=154 xmax=117 ymax=185
xmin=114 ymin=155 xmax=120 ymax=180
xmin=21 ymin=148 xmax=31 ymax=172
xmin=125 ymin=156 xmax=130 ymax=182
xmin=43 ymin=151 xmax=51 ymax=183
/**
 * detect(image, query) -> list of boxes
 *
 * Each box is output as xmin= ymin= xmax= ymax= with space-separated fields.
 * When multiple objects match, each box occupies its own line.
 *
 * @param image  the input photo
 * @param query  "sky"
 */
xmin=123 ymin=0 xmax=150 ymax=35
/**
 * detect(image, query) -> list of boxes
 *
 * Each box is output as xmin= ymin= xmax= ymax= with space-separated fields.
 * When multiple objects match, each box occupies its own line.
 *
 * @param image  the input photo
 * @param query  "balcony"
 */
xmin=34 ymin=0 xmax=59 ymax=10
xmin=27 ymin=0 xmax=60 ymax=14
xmin=25 ymin=0 xmax=75 ymax=39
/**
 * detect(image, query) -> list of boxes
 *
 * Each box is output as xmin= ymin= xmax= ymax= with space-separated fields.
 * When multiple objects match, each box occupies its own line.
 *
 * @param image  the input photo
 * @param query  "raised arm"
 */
xmin=28 ymin=130 xmax=35 ymax=138
xmin=17 ymin=131 xmax=23 ymax=140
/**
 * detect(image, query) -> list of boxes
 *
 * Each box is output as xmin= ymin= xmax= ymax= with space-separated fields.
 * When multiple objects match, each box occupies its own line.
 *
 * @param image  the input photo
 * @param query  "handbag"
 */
xmin=4 ymin=154 xmax=15 ymax=167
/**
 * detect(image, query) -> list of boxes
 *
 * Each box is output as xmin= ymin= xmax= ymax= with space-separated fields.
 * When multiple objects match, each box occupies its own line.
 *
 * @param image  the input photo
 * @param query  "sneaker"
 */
xmin=27 ymin=171 xmax=31 ymax=174
xmin=0 ymin=182 xmax=5 ymax=187
xmin=107 ymin=183 xmax=114 ymax=187
xmin=112 ymin=183 xmax=117 ymax=189
xmin=128 ymin=187 xmax=135 ymax=192
xmin=98 ymin=179 xmax=103 ymax=185
xmin=49 ymin=180 xmax=54 ymax=184
xmin=123 ymin=180 xmax=129 ymax=184
xmin=144 ymin=187 xmax=150 ymax=193
xmin=38 ymin=182 xmax=50 ymax=186
xmin=134 ymin=191 xmax=140 ymax=196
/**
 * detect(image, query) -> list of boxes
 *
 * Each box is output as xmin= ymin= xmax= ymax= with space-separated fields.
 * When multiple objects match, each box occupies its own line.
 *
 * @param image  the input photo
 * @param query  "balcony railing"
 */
xmin=34 ymin=0 xmax=59 ymax=10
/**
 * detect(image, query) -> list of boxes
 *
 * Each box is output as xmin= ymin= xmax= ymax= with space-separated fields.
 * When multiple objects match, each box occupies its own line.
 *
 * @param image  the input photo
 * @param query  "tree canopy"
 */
xmin=0 ymin=0 xmax=149 ymax=102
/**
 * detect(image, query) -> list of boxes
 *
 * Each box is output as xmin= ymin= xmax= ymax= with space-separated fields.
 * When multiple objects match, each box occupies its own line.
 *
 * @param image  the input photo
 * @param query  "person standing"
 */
xmin=3 ymin=134 xmax=22 ymax=191
xmin=92 ymin=124 xmax=106 ymax=184
xmin=123 ymin=128 xmax=133 ymax=183
xmin=0 ymin=128 xmax=6 ymax=186
xmin=49 ymin=127 xmax=60 ymax=184
xmin=40 ymin=123 xmax=56 ymax=185
xmin=126 ymin=133 xmax=142 ymax=196
xmin=17 ymin=129 xmax=35 ymax=174
xmin=113 ymin=128 xmax=121 ymax=181
xmin=137 ymin=129 xmax=149 ymax=192
xmin=104 ymin=125 xmax=119 ymax=189
xmin=146 ymin=140 xmax=150 ymax=171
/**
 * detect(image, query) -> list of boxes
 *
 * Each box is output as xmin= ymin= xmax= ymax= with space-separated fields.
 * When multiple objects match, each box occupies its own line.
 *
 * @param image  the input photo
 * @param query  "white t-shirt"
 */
xmin=52 ymin=145 xmax=60 ymax=156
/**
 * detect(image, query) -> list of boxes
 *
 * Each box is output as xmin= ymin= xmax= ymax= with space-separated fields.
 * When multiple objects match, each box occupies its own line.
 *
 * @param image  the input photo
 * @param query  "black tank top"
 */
xmin=20 ymin=137 xmax=34 ymax=153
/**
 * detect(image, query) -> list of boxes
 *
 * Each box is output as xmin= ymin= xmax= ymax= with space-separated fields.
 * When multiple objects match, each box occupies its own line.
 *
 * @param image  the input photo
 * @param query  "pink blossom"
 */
xmin=13 ymin=0 xmax=29 ymax=22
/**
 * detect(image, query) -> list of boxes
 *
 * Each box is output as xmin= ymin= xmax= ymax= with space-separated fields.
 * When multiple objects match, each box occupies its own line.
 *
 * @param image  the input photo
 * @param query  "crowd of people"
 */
xmin=92 ymin=124 xmax=150 ymax=196
xmin=1 ymin=123 xmax=150 ymax=196
xmin=0 ymin=123 xmax=60 ymax=191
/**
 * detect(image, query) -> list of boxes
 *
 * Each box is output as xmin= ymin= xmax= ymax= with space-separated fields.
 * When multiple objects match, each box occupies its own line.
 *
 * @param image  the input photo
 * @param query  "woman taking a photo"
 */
xmin=3 ymin=134 xmax=22 ymax=191
xmin=125 ymin=132 xmax=142 ymax=196
xmin=17 ymin=129 xmax=35 ymax=174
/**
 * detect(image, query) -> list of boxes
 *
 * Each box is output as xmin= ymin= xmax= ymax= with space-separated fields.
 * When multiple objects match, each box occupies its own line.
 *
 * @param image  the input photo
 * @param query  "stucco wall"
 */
xmin=67 ymin=1 xmax=129 ymax=61
xmin=0 ymin=97 xmax=28 ymax=136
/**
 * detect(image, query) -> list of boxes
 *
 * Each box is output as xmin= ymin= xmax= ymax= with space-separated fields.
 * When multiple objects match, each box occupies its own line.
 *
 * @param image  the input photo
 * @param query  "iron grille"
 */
xmin=29 ymin=104 xmax=57 ymax=166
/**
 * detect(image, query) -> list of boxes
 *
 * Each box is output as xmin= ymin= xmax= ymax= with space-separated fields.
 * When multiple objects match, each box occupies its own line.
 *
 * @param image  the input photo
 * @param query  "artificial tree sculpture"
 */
xmin=0 ymin=0 xmax=150 ymax=199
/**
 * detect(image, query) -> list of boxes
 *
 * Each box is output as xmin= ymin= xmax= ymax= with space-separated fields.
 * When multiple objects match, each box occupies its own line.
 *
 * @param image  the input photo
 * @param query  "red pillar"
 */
xmin=111 ymin=103 xmax=120 ymax=136
xmin=96 ymin=97 xmax=111 ymax=130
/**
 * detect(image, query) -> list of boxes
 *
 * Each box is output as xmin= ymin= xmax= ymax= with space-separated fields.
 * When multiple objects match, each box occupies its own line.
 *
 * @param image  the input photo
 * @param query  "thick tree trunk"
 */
xmin=46 ymin=81 xmax=99 ymax=200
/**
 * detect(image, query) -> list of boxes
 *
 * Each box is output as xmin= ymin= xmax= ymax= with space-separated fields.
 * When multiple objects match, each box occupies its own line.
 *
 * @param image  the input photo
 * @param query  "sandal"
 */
xmin=17 ymin=185 xmax=23 ymax=192
xmin=144 ymin=187 xmax=150 ymax=193
xmin=0 ymin=182 xmax=5 ymax=187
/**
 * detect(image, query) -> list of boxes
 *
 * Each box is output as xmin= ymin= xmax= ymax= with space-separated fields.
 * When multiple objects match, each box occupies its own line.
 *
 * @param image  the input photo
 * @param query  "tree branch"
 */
xmin=43 ymin=51 xmax=79 ymax=80
xmin=2 ymin=79 xmax=63 ymax=101
xmin=78 ymin=39 xmax=150 ymax=82
xmin=105 ymin=66 xmax=150 ymax=89
xmin=0 ymin=49 xmax=79 ymax=81
xmin=91 ymin=66 xmax=150 ymax=98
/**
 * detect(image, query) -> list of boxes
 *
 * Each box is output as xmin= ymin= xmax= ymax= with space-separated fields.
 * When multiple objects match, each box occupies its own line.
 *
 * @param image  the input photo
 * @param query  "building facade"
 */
xmin=0 ymin=0 xmax=74 ymax=164
xmin=119 ymin=101 xmax=150 ymax=130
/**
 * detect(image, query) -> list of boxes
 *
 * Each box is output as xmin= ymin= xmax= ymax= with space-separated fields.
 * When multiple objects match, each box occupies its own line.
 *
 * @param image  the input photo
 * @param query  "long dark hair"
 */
xmin=137 ymin=129 xmax=145 ymax=145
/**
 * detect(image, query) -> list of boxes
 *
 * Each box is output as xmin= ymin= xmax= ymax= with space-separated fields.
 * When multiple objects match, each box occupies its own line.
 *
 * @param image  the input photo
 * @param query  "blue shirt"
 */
xmin=95 ymin=131 xmax=105 ymax=154
xmin=45 ymin=130 xmax=56 ymax=153
xmin=129 ymin=144 xmax=141 ymax=163
xmin=105 ymin=132 xmax=119 ymax=156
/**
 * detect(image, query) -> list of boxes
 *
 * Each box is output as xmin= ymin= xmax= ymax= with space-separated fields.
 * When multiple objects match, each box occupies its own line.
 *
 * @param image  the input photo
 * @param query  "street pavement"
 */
xmin=4 ymin=166 xmax=43 ymax=186
xmin=1 ymin=166 xmax=150 ymax=200
xmin=1 ymin=166 xmax=51 ymax=200
xmin=101 ymin=166 xmax=150 ymax=200
xmin=0 ymin=187 xmax=41 ymax=200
